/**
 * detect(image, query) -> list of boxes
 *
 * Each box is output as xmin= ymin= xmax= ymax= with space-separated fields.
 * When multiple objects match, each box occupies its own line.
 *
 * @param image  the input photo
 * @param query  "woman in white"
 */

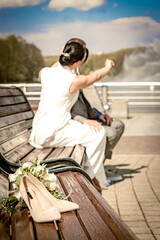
xmin=29 ymin=41 xmax=114 ymax=190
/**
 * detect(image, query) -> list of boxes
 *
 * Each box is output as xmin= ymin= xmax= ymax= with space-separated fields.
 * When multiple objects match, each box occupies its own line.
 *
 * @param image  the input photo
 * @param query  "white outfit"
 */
xmin=29 ymin=64 xmax=107 ymax=183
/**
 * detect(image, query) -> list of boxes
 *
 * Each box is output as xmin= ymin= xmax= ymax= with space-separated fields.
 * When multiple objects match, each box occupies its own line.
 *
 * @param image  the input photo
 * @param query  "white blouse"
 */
xmin=29 ymin=64 xmax=78 ymax=148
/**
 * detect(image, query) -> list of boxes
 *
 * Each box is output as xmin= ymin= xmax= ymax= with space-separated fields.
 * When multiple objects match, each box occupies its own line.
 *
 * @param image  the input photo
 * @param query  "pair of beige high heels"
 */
xmin=20 ymin=173 xmax=79 ymax=222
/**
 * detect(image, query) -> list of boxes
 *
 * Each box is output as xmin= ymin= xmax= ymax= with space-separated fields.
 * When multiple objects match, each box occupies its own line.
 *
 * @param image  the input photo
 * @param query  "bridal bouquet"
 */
xmin=0 ymin=160 xmax=64 ymax=214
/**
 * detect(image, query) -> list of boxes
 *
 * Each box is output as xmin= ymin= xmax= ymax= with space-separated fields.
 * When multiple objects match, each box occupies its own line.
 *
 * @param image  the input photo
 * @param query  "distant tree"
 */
xmin=0 ymin=35 xmax=44 ymax=83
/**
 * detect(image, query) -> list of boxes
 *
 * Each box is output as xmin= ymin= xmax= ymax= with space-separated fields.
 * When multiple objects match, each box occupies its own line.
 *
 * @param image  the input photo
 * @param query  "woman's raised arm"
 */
xmin=69 ymin=59 xmax=114 ymax=94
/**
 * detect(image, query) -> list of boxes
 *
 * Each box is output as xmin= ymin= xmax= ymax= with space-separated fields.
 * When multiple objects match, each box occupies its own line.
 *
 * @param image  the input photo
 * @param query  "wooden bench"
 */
xmin=0 ymin=86 xmax=138 ymax=240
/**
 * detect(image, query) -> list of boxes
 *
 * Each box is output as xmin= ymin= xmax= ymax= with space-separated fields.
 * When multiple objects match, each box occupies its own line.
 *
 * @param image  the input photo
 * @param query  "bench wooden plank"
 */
xmin=71 ymin=144 xmax=85 ymax=166
xmin=0 ymin=209 xmax=10 ymax=240
xmin=0 ymin=172 xmax=10 ymax=240
xmin=53 ymin=176 xmax=88 ymax=240
xmin=76 ymin=173 xmax=138 ymax=240
xmin=54 ymin=146 xmax=74 ymax=159
xmin=0 ymin=95 xmax=26 ymax=106
xmin=0 ymin=87 xmax=22 ymax=97
xmin=11 ymin=209 xmax=35 ymax=240
xmin=0 ymin=119 xmax=32 ymax=144
xmin=0 ymin=131 xmax=31 ymax=155
xmin=21 ymin=147 xmax=55 ymax=163
xmin=58 ymin=171 xmax=117 ymax=240
xmin=5 ymin=143 xmax=35 ymax=163
xmin=34 ymin=222 xmax=59 ymax=240
xmin=46 ymin=147 xmax=64 ymax=159
xmin=58 ymin=212 xmax=88 ymax=240
xmin=0 ymin=103 xmax=31 ymax=118
xmin=0 ymin=111 xmax=34 ymax=128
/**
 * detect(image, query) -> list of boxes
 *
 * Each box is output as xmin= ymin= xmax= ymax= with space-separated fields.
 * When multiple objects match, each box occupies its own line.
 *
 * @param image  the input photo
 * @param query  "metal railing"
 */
xmin=1 ymin=82 xmax=160 ymax=112
xmin=94 ymin=82 xmax=160 ymax=112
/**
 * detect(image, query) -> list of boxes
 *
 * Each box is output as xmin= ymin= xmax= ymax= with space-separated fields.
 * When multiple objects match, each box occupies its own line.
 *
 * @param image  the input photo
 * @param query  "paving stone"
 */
xmin=149 ymin=222 xmax=160 ymax=228
xmin=103 ymin=153 xmax=160 ymax=238
xmin=146 ymin=216 xmax=160 ymax=222
xmin=120 ymin=210 xmax=143 ymax=216
xmin=155 ymin=235 xmax=160 ymax=240
xmin=125 ymin=221 xmax=147 ymax=228
xmin=130 ymin=226 xmax=151 ymax=234
xmin=121 ymin=215 xmax=145 ymax=221
xmin=135 ymin=233 xmax=155 ymax=240
xmin=152 ymin=228 xmax=160 ymax=235
xmin=144 ymin=210 xmax=160 ymax=216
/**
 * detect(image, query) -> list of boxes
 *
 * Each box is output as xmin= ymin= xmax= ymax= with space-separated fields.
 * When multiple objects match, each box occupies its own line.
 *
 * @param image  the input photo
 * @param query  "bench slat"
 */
xmin=0 ymin=95 xmax=26 ymax=106
xmin=58 ymin=171 xmax=117 ymax=240
xmin=1 ymin=131 xmax=31 ymax=155
xmin=54 ymin=176 xmax=88 ymax=240
xmin=71 ymin=144 xmax=85 ymax=166
xmin=0 ymin=111 xmax=34 ymax=129
xmin=46 ymin=147 xmax=64 ymax=159
xmin=0 ymin=103 xmax=31 ymax=117
xmin=53 ymin=146 xmax=73 ymax=159
xmin=0 ymin=172 xmax=10 ymax=240
xmin=0 ymin=209 xmax=10 ymax=240
xmin=5 ymin=143 xmax=35 ymax=163
xmin=76 ymin=174 xmax=138 ymax=240
xmin=34 ymin=222 xmax=59 ymax=240
xmin=0 ymin=119 xmax=32 ymax=144
xmin=58 ymin=212 xmax=88 ymax=240
xmin=0 ymin=87 xmax=22 ymax=97
xmin=11 ymin=209 xmax=35 ymax=240
xmin=21 ymin=147 xmax=55 ymax=163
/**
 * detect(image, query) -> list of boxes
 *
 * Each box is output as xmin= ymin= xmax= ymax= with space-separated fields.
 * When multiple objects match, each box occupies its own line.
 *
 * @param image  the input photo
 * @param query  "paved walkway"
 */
xmin=102 ymin=113 xmax=160 ymax=240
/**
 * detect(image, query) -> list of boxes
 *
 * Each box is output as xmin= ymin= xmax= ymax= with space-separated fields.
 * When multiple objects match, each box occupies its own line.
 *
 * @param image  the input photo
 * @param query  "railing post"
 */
xmin=102 ymin=85 xmax=108 ymax=106
xmin=21 ymin=84 xmax=27 ymax=95
xmin=150 ymin=85 xmax=155 ymax=92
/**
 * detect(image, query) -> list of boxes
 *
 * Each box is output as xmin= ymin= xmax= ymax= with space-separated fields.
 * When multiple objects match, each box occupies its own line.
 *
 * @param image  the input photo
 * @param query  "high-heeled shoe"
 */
xmin=25 ymin=173 xmax=79 ymax=213
xmin=20 ymin=174 xmax=61 ymax=222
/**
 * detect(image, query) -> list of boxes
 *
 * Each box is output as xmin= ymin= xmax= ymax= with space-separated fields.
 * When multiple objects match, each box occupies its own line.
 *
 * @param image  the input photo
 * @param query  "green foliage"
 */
xmin=0 ymin=35 xmax=45 ymax=83
xmin=0 ymin=196 xmax=19 ymax=214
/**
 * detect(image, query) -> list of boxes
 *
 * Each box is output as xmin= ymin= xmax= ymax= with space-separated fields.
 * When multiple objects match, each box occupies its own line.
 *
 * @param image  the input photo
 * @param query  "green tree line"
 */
xmin=0 ymin=35 xmax=44 ymax=83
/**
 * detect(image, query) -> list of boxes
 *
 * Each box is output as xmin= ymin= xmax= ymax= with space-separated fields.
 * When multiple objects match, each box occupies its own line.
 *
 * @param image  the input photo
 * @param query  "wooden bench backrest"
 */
xmin=0 ymin=86 xmax=34 ymax=159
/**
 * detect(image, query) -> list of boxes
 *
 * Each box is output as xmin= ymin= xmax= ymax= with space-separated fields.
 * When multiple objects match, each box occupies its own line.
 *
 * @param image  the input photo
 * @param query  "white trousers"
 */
xmin=45 ymin=119 xmax=107 ymax=183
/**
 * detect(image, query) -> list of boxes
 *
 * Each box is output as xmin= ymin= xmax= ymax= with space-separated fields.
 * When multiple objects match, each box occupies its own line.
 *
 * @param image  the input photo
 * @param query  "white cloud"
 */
xmin=1 ymin=16 xmax=158 ymax=56
xmin=0 ymin=0 xmax=45 ymax=9
xmin=48 ymin=0 xmax=105 ymax=11
xmin=19 ymin=17 xmax=160 ymax=56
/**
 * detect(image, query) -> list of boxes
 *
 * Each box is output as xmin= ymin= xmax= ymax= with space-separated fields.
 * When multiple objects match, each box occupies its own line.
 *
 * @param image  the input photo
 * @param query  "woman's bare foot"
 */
xmin=92 ymin=177 xmax=108 ymax=191
xmin=99 ymin=183 xmax=108 ymax=190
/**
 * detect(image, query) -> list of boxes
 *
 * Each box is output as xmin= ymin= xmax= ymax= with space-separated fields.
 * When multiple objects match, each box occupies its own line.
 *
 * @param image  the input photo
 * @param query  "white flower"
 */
xmin=49 ymin=182 xmax=57 ymax=191
xmin=12 ymin=183 xmax=17 ymax=190
xmin=15 ymin=168 xmax=23 ymax=177
xmin=22 ymin=162 xmax=32 ymax=169
xmin=36 ymin=165 xmax=44 ymax=172
xmin=14 ymin=191 xmax=21 ymax=201
xmin=49 ymin=173 xmax=57 ymax=182
xmin=8 ymin=174 xmax=16 ymax=182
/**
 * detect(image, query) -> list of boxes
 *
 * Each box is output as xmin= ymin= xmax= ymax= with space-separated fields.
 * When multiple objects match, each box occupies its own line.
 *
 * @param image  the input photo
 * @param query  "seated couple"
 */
xmin=29 ymin=38 xmax=124 ymax=191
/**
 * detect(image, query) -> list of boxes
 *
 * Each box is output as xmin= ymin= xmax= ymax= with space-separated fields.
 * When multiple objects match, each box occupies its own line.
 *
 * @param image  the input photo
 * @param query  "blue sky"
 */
xmin=0 ymin=0 xmax=160 ymax=56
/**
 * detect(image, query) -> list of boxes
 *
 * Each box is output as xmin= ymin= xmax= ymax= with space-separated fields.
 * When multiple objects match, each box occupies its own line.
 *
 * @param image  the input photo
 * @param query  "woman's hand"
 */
xmin=83 ymin=119 xmax=102 ymax=132
xmin=105 ymin=59 xmax=114 ymax=71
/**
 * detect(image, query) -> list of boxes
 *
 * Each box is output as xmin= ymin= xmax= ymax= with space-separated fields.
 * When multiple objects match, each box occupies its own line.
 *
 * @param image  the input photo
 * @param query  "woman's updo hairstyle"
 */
xmin=59 ymin=42 xmax=85 ymax=66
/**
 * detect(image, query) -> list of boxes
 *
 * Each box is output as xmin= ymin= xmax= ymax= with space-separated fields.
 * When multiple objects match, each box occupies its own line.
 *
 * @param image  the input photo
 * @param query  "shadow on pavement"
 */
xmin=104 ymin=164 xmax=147 ymax=182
